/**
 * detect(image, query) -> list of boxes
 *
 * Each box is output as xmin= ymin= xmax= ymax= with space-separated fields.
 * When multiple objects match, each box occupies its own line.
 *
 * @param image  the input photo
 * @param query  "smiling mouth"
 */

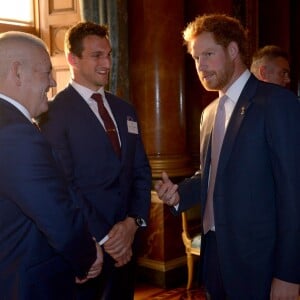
xmin=96 ymin=69 xmax=109 ymax=75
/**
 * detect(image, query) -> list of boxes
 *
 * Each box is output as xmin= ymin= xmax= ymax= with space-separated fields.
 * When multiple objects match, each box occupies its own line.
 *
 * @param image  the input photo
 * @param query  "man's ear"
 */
xmin=259 ymin=65 xmax=268 ymax=81
xmin=227 ymin=41 xmax=239 ymax=60
xmin=11 ymin=61 xmax=22 ymax=86
xmin=67 ymin=52 xmax=78 ymax=67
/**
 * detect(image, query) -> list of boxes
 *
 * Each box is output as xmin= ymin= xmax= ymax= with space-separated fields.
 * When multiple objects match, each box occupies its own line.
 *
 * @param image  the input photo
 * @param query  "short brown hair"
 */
xmin=65 ymin=21 xmax=109 ymax=57
xmin=183 ymin=14 xmax=248 ymax=65
xmin=250 ymin=45 xmax=289 ymax=75
xmin=251 ymin=45 xmax=289 ymax=64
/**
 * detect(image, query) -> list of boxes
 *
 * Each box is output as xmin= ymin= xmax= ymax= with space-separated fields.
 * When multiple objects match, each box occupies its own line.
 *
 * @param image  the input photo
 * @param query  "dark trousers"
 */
xmin=202 ymin=231 xmax=228 ymax=300
xmin=76 ymin=254 xmax=136 ymax=300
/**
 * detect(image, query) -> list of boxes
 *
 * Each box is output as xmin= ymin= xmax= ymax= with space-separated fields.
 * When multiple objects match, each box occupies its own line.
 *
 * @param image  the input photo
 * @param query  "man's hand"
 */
xmin=76 ymin=240 xmax=103 ymax=284
xmin=270 ymin=278 xmax=299 ymax=300
xmin=154 ymin=171 xmax=180 ymax=206
xmin=104 ymin=217 xmax=137 ymax=267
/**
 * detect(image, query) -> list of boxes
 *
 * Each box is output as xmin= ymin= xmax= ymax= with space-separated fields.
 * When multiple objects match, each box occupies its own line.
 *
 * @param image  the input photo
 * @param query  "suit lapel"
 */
xmin=67 ymin=85 xmax=112 ymax=137
xmin=66 ymin=86 xmax=123 ymax=161
xmin=217 ymin=75 xmax=258 ymax=174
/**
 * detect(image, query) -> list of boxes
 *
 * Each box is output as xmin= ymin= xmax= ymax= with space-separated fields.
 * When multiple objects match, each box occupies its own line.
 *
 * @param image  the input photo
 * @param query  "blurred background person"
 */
xmin=250 ymin=45 xmax=290 ymax=87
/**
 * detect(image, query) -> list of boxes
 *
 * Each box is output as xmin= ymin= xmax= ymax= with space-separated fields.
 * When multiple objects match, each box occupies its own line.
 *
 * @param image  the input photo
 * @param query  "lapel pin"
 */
xmin=240 ymin=106 xmax=245 ymax=115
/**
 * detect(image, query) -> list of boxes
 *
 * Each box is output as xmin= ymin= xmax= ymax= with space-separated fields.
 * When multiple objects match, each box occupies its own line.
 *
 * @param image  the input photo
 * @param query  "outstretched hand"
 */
xmin=154 ymin=171 xmax=180 ymax=206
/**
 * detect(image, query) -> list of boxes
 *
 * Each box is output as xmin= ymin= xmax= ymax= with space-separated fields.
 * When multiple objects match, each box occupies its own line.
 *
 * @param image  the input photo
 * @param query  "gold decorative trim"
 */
xmin=137 ymin=256 xmax=187 ymax=272
xmin=151 ymin=190 xmax=163 ymax=204
xmin=149 ymin=155 xmax=193 ymax=178
xmin=49 ymin=0 xmax=76 ymax=14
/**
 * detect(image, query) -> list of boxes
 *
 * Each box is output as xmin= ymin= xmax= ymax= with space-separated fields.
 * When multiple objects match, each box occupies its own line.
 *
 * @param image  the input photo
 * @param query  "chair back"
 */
xmin=182 ymin=203 xmax=202 ymax=239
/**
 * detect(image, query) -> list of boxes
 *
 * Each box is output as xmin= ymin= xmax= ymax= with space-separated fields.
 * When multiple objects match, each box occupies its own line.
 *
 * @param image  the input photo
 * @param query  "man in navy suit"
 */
xmin=155 ymin=14 xmax=300 ymax=299
xmin=40 ymin=22 xmax=151 ymax=299
xmin=0 ymin=31 xmax=103 ymax=299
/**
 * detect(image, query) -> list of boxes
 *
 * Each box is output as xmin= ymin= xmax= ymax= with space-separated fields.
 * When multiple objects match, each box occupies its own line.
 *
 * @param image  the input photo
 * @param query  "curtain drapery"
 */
xmin=78 ymin=0 xmax=129 ymax=101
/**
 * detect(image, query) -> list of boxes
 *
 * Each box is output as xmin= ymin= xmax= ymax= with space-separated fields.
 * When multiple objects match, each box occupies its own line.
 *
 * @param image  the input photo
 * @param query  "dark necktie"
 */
xmin=91 ymin=93 xmax=121 ymax=157
xmin=203 ymin=95 xmax=227 ymax=234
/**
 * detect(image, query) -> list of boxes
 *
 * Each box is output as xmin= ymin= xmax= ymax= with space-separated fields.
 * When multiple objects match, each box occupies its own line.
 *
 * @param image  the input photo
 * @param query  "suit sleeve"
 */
xmin=127 ymin=113 xmax=152 ymax=222
xmin=177 ymin=171 xmax=201 ymax=213
xmin=266 ymin=89 xmax=300 ymax=283
xmin=0 ymin=123 xmax=96 ymax=278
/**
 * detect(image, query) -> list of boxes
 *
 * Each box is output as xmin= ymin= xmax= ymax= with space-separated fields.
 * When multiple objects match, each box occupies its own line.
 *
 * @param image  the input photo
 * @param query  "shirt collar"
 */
xmin=219 ymin=69 xmax=251 ymax=104
xmin=70 ymin=80 xmax=106 ymax=102
xmin=0 ymin=93 xmax=32 ymax=122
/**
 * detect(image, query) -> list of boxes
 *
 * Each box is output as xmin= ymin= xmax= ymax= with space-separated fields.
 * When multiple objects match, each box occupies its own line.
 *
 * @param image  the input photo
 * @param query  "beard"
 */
xmin=199 ymin=57 xmax=234 ymax=92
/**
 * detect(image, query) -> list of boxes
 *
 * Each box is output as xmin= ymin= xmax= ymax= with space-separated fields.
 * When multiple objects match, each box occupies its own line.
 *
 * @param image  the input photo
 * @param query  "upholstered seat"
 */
xmin=181 ymin=204 xmax=201 ymax=289
xmin=190 ymin=234 xmax=201 ymax=249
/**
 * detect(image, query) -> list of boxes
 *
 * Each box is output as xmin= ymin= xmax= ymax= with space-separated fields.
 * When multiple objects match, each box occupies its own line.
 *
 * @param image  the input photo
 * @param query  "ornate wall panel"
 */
xmin=50 ymin=25 xmax=68 ymax=55
xmin=49 ymin=0 xmax=76 ymax=13
xmin=38 ymin=0 xmax=81 ymax=97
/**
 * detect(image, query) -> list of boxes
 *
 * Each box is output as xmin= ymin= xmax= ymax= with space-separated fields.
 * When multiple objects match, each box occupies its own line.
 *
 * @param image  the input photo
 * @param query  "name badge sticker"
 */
xmin=127 ymin=120 xmax=138 ymax=134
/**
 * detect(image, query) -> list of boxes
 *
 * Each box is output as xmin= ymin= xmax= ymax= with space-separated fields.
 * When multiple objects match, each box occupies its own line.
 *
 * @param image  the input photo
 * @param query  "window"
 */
xmin=0 ymin=0 xmax=37 ymax=35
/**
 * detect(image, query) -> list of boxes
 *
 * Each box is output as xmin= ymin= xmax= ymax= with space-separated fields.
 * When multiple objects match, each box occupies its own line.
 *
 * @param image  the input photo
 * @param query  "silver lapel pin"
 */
xmin=240 ymin=106 xmax=246 ymax=115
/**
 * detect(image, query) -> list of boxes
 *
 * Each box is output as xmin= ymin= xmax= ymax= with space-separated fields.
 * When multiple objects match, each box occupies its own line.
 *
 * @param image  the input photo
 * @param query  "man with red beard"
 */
xmin=40 ymin=22 xmax=151 ymax=300
xmin=155 ymin=14 xmax=300 ymax=300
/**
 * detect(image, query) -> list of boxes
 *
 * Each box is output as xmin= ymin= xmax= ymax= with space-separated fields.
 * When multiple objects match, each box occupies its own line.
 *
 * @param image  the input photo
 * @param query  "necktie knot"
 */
xmin=91 ymin=93 xmax=104 ymax=105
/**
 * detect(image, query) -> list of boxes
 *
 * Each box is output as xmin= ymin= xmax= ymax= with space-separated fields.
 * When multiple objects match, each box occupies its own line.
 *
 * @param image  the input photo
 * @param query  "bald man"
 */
xmin=0 ymin=31 xmax=103 ymax=299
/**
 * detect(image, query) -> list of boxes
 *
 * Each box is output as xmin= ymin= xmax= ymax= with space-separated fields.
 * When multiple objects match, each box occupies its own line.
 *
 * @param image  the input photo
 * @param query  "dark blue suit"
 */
xmin=0 ymin=99 xmax=97 ymax=300
xmin=40 ymin=85 xmax=151 ymax=299
xmin=178 ymin=75 xmax=300 ymax=299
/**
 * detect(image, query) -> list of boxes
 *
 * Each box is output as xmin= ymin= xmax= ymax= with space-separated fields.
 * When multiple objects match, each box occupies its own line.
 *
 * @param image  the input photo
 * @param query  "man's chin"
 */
xmin=201 ymin=83 xmax=217 ymax=92
xmin=36 ymin=103 xmax=49 ymax=118
xmin=96 ymin=80 xmax=108 ymax=87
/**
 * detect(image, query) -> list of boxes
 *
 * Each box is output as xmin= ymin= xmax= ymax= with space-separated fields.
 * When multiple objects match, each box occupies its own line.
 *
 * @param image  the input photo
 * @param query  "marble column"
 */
xmin=128 ymin=0 xmax=192 ymax=178
xmin=128 ymin=0 xmax=192 ymax=288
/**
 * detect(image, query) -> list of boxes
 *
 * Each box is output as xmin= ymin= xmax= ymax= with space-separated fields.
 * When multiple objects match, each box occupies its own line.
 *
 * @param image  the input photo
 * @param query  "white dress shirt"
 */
xmin=208 ymin=69 xmax=251 ymax=231
xmin=70 ymin=80 xmax=121 ymax=144
xmin=220 ymin=69 xmax=251 ymax=131
xmin=0 ymin=93 xmax=33 ymax=123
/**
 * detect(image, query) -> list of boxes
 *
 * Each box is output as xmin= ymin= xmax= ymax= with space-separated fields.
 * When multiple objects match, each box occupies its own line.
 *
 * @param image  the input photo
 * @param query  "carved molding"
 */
xmin=49 ymin=0 xmax=77 ymax=14
xmin=50 ymin=25 xmax=69 ymax=55
xmin=137 ymin=256 xmax=186 ymax=271
xmin=149 ymin=155 xmax=193 ymax=178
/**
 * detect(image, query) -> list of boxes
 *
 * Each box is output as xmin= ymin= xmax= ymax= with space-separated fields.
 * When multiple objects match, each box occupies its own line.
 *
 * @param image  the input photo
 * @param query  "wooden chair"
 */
xmin=181 ymin=204 xmax=201 ymax=289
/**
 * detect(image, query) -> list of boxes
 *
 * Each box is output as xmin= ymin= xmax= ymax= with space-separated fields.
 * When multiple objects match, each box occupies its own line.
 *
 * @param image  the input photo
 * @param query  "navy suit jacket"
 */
xmin=0 ymin=99 xmax=96 ymax=300
xmin=178 ymin=75 xmax=300 ymax=299
xmin=40 ymin=85 xmax=151 ymax=242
